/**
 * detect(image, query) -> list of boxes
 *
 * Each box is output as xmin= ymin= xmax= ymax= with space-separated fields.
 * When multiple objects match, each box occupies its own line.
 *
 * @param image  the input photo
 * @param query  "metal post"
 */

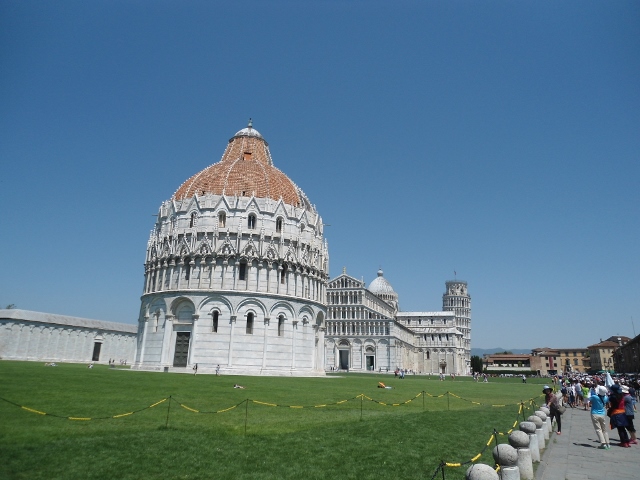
xmin=165 ymin=395 xmax=171 ymax=429
xmin=447 ymin=391 xmax=450 ymax=411
xmin=244 ymin=399 xmax=249 ymax=435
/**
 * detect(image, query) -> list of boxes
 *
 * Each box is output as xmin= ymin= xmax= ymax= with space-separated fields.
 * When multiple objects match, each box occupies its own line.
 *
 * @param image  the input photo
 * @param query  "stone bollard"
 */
xmin=527 ymin=415 xmax=545 ymax=451
xmin=466 ymin=463 xmax=499 ymax=480
xmin=492 ymin=444 xmax=519 ymax=480
xmin=534 ymin=411 xmax=549 ymax=441
xmin=520 ymin=421 xmax=539 ymax=462
xmin=509 ymin=430 xmax=534 ymax=480
xmin=539 ymin=406 xmax=552 ymax=433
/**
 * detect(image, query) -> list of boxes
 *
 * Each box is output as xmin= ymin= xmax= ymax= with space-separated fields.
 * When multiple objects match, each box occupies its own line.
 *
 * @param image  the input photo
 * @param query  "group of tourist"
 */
xmin=544 ymin=375 xmax=638 ymax=449
xmin=108 ymin=358 xmax=127 ymax=366
xmin=472 ymin=372 xmax=489 ymax=382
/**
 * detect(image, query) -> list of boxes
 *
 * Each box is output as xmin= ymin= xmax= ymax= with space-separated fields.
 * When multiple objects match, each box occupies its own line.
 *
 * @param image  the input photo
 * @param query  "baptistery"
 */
xmin=133 ymin=122 xmax=329 ymax=375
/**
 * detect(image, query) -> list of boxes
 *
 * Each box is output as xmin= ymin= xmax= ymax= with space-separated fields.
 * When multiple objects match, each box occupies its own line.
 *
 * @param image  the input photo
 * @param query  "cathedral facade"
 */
xmin=133 ymin=123 xmax=329 ymax=375
xmin=325 ymin=270 xmax=471 ymax=374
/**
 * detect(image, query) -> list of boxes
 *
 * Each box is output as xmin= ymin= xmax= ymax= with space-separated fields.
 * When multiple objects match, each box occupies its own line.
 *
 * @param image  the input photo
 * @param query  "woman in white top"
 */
xmin=589 ymin=385 xmax=610 ymax=449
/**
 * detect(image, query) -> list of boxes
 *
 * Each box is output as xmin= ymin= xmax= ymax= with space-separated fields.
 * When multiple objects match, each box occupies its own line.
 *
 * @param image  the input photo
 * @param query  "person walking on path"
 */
xmin=589 ymin=385 xmax=610 ymax=449
xmin=544 ymin=385 xmax=562 ymax=435
xmin=622 ymin=385 xmax=637 ymax=444
xmin=609 ymin=384 xmax=630 ymax=447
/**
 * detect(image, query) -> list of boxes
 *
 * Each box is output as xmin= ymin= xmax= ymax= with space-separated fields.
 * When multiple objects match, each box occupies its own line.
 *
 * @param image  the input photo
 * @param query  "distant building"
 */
xmin=0 ymin=309 xmax=136 ymax=364
xmin=483 ymin=353 xmax=532 ymax=373
xmin=588 ymin=336 xmax=631 ymax=373
xmin=530 ymin=347 xmax=590 ymax=375
xmin=556 ymin=348 xmax=589 ymax=374
xmin=530 ymin=348 xmax=559 ymax=375
xmin=325 ymin=269 xmax=471 ymax=374
xmin=613 ymin=334 xmax=640 ymax=373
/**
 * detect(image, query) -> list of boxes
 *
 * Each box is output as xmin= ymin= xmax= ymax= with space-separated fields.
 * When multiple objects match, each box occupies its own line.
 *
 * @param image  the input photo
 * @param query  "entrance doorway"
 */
xmin=440 ymin=361 xmax=447 ymax=374
xmin=92 ymin=342 xmax=102 ymax=362
xmin=173 ymin=332 xmax=191 ymax=367
xmin=366 ymin=355 xmax=375 ymax=371
xmin=339 ymin=350 xmax=349 ymax=370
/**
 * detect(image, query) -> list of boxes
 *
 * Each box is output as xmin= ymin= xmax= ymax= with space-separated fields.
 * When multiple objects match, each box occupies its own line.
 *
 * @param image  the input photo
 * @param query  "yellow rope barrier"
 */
xmin=2 ymin=391 xmax=542 ymax=421
xmin=21 ymin=406 xmax=46 ymax=415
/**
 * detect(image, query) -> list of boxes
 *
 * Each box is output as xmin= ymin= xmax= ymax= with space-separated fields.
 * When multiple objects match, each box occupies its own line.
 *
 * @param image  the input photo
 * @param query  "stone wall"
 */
xmin=0 ymin=309 xmax=137 ymax=364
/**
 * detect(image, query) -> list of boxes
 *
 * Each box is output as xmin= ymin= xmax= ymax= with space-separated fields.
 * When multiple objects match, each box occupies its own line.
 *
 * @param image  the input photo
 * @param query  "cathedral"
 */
xmin=133 ymin=122 xmax=471 ymax=375
xmin=325 ymin=269 xmax=470 ymax=374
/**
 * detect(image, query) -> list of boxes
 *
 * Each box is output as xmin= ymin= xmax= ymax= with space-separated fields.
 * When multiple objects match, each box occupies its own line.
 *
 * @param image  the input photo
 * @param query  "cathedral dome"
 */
xmin=368 ymin=269 xmax=396 ymax=295
xmin=173 ymin=121 xmax=314 ymax=211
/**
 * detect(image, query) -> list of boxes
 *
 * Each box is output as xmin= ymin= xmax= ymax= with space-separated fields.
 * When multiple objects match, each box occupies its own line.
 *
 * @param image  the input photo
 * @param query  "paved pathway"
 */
xmin=536 ymin=406 xmax=638 ymax=480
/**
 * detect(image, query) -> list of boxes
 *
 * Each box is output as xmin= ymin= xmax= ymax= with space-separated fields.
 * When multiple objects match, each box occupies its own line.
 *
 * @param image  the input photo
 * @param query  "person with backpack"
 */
xmin=609 ymin=384 xmax=630 ymax=447
xmin=589 ymin=385 xmax=610 ymax=449
xmin=622 ymin=385 xmax=637 ymax=444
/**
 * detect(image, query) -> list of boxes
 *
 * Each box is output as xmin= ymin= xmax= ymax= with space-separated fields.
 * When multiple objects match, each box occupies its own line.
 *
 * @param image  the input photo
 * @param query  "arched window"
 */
xmin=426 ymin=351 xmax=430 ymax=360
xmin=278 ymin=316 xmax=284 ymax=336
xmin=248 ymin=214 xmax=256 ymax=230
xmin=212 ymin=311 xmax=219 ymax=333
xmin=280 ymin=264 xmax=287 ymax=284
xmin=218 ymin=211 xmax=226 ymax=228
xmin=276 ymin=217 xmax=283 ymax=233
xmin=246 ymin=313 xmax=254 ymax=335
xmin=190 ymin=212 xmax=197 ymax=228
xmin=239 ymin=262 xmax=247 ymax=281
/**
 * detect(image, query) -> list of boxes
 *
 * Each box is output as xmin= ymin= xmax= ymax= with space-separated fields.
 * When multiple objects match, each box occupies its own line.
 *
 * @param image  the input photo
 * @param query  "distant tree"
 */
xmin=471 ymin=355 xmax=483 ymax=373
xmin=5 ymin=304 xmax=16 ymax=309
xmin=499 ymin=351 xmax=513 ymax=355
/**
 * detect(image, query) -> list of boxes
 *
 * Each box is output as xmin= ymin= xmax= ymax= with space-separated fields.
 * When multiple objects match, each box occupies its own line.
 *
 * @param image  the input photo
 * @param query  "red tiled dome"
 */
xmin=173 ymin=123 xmax=311 ymax=210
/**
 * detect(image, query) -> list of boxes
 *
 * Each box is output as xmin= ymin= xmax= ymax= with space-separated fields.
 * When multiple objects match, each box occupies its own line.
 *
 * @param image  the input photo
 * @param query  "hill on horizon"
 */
xmin=471 ymin=348 xmax=531 ymax=357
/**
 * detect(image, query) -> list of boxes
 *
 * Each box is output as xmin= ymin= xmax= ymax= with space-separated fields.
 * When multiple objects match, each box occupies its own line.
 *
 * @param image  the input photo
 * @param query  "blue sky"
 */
xmin=1 ymin=1 xmax=638 ymax=349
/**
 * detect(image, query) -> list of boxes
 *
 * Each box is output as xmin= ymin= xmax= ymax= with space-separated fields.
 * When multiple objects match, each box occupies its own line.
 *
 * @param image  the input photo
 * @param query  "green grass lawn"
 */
xmin=0 ymin=361 xmax=547 ymax=480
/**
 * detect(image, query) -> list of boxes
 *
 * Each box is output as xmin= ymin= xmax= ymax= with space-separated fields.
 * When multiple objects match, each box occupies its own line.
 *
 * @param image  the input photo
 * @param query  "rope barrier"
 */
xmin=0 ymin=396 xmax=169 ymax=420
xmin=0 ymin=391 xmax=543 ymax=420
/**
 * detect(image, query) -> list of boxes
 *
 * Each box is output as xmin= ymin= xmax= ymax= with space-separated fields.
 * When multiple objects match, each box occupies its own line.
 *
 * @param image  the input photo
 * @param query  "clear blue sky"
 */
xmin=1 ymin=1 xmax=638 ymax=350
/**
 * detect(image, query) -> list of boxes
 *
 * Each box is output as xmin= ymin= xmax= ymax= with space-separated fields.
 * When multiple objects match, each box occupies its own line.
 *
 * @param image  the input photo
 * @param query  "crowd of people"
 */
xmin=544 ymin=373 xmax=638 ymax=449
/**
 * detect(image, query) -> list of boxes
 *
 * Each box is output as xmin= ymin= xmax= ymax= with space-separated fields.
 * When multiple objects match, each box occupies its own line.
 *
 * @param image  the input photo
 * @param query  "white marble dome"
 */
xmin=368 ymin=269 xmax=399 ymax=313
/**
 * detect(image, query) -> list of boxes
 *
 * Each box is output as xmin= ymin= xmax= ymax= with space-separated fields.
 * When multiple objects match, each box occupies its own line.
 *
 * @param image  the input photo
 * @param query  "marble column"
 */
xmin=227 ymin=315 xmax=236 ymax=367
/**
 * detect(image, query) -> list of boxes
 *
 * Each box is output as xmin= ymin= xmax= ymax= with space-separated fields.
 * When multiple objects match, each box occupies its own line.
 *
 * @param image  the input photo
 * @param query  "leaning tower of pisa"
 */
xmin=442 ymin=280 xmax=471 ymax=371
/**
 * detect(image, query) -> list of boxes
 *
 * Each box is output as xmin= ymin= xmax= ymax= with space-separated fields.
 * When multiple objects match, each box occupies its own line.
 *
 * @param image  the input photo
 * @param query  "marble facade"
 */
xmin=0 ymin=309 xmax=136 ymax=364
